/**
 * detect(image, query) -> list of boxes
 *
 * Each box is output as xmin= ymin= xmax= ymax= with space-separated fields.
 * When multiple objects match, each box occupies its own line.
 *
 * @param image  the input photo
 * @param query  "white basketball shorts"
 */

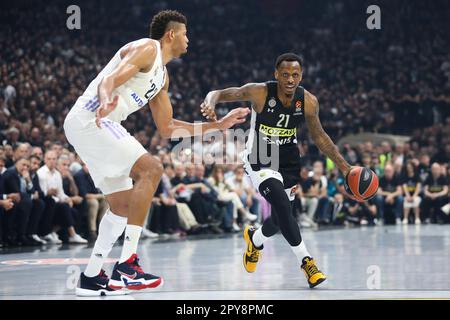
xmin=63 ymin=105 xmax=147 ymax=195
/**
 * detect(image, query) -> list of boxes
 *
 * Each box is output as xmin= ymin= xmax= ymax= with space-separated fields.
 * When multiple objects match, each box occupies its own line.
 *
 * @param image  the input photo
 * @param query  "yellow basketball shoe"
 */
xmin=243 ymin=226 xmax=263 ymax=273
xmin=301 ymin=256 xmax=327 ymax=288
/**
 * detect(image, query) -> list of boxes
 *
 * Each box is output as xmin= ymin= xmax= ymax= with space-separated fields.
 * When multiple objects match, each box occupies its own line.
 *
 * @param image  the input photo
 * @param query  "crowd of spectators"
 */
xmin=0 ymin=0 xmax=449 ymax=247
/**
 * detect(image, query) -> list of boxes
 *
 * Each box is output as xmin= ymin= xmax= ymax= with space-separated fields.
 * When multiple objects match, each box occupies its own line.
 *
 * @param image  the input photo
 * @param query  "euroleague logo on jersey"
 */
xmin=294 ymin=100 xmax=303 ymax=115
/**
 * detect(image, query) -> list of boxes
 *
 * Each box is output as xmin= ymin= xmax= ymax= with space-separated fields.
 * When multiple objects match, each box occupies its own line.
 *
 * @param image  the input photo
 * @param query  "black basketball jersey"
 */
xmin=245 ymin=81 xmax=305 ymax=171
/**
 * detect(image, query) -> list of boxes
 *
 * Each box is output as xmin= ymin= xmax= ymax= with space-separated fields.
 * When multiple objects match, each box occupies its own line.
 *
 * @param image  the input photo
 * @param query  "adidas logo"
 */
xmin=94 ymin=253 xmax=103 ymax=258
xmin=125 ymin=236 xmax=131 ymax=241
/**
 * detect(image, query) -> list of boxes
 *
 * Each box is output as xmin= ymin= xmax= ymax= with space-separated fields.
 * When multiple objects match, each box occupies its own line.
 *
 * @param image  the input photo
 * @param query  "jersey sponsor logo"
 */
xmin=262 ymin=136 xmax=294 ymax=146
xmin=131 ymin=92 xmax=144 ymax=107
xmin=259 ymin=124 xmax=296 ymax=137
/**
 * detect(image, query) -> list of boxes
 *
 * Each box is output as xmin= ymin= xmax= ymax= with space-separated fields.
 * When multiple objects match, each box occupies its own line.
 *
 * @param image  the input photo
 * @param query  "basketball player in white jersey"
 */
xmin=64 ymin=10 xmax=250 ymax=296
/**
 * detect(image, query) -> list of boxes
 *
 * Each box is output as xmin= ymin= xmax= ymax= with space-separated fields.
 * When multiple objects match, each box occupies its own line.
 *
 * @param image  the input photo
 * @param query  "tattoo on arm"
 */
xmin=305 ymin=98 xmax=351 ymax=174
xmin=219 ymin=88 xmax=251 ymax=102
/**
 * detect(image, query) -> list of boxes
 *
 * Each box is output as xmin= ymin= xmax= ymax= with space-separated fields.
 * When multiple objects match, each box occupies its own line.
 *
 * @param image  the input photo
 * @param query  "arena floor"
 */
xmin=1 ymin=224 xmax=449 ymax=300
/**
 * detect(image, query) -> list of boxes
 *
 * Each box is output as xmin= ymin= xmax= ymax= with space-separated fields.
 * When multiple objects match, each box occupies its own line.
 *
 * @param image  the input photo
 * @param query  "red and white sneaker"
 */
xmin=109 ymin=254 xmax=163 ymax=290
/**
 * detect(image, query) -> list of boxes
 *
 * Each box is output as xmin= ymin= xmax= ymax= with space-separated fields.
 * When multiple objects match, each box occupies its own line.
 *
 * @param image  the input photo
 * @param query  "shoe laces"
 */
xmin=99 ymin=269 xmax=108 ymax=280
xmin=303 ymin=258 xmax=319 ymax=276
xmin=249 ymin=249 xmax=260 ymax=262
xmin=130 ymin=256 xmax=144 ymax=274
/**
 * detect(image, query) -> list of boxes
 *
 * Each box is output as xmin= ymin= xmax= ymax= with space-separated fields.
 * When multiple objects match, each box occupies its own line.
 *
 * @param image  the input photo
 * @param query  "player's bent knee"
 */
xmin=109 ymin=203 xmax=129 ymax=216
xmin=131 ymin=153 xmax=163 ymax=181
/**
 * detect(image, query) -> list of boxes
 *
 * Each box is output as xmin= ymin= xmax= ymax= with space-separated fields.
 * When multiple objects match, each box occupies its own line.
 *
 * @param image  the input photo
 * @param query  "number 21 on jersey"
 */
xmin=276 ymin=114 xmax=290 ymax=127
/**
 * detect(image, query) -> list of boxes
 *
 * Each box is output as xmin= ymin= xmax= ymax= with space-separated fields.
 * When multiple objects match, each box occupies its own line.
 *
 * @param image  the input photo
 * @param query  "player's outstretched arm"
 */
xmin=95 ymin=40 xmax=157 ymax=128
xmin=149 ymin=73 xmax=250 ymax=138
xmin=304 ymin=90 xmax=352 ymax=176
xmin=200 ymin=83 xmax=267 ymax=120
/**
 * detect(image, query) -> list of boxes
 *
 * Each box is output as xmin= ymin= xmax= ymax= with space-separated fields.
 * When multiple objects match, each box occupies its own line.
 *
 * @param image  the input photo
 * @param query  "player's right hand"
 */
xmin=218 ymin=107 xmax=250 ymax=130
xmin=95 ymin=95 xmax=119 ymax=128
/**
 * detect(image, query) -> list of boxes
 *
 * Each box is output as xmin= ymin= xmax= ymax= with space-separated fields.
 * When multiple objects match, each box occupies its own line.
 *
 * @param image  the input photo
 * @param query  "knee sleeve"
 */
xmin=258 ymin=178 xmax=302 ymax=246
xmin=258 ymin=178 xmax=292 ymax=216
xmin=261 ymin=207 xmax=279 ymax=237
xmin=94 ymin=210 xmax=127 ymax=255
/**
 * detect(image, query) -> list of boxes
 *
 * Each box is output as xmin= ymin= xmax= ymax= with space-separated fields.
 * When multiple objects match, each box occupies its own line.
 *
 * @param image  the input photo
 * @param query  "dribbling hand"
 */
xmin=95 ymin=95 xmax=119 ymax=128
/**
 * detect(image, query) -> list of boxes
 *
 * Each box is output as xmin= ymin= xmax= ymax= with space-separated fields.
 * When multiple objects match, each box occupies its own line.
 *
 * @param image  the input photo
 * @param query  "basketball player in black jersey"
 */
xmin=200 ymin=53 xmax=352 ymax=288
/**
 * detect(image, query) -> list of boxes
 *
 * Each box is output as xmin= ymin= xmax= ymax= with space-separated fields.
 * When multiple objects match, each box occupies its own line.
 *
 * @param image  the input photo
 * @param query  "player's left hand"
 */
xmin=200 ymin=92 xmax=218 ymax=121
xmin=218 ymin=107 xmax=250 ymax=130
xmin=201 ymin=103 xmax=218 ymax=122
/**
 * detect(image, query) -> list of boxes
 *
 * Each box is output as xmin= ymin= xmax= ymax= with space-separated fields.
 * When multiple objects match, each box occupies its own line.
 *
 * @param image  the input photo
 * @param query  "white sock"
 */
xmin=252 ymin=227 xmax=269 ymax=248
xmin=85 ymin=210 xmax=127 ymax=277
xmin=291 ymin=241 xmax=311 ymax=264
xmin=119 ymin=225 xmax=142 ymax=263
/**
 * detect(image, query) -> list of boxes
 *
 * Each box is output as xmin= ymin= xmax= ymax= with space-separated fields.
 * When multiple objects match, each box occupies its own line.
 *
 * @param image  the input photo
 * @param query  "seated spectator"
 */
xmin=0 ymin=158 xmax=15 ymax=247
xmin=311 ymin=161 xmax=331 ymax=224
xmin=345 ymin=198 xmax=378 ymax=226
xmin=30 ymin=146 xmax=44 ymax=160
xmin=13 ymin=143 xmax=30 ymax=162
xmin=374 ymin=164 xmax=403 ymax=224
xmin=150 ymin=180 xmax=181 ymax=236
xmin=175 ymin=200 xmax=203 ymax=235
xmin=418 ymin=154 xmax=431 ymax=183
xmin=209 ymin=166 xmax=257 ymax=232
xmin=57 ymin=155 xmax=87 ymax=237
xmin=73 ymin=161 xmax=108 ymax=241
xmin=28 ymin=155 xmax=47 ymax=244
xmin=225 ymin=166 xmax=260 ymax=219
xmin=29 ymin=127 xmax=44 ymax=148
xmin=326 ymin=168 xmax=343 ymax=199
xmin=299 ymin=167 xmax=319 ymax=228
xmin=330 ymin=193 xmax=346 ymax=225
xmin=2 ymin=157 xmax=45 ymax=246
xmin=3 ymin=144 xmax=14 ymax=168
xmin=401 ymin=160 xmax=422 ymax=225
xmin=422 ymin=163 xmax=449 ymax=224
xmin=37 ymin=150 xmax=87 ymax=244
xmin=171 ymin=162 xmax=186 ymax=186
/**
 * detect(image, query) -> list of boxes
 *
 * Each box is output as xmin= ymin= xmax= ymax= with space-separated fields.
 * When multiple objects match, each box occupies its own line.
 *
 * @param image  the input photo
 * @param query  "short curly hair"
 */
xmin=150 ymin=10 xmax=187 ymax=40
xmin=275 ymin=53 xmax=303 ymax=69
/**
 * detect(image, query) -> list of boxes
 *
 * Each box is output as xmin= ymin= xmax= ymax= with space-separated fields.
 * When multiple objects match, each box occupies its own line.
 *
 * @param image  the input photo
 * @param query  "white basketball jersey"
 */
xmin=71 ymin=39 xmax=165 ymax=122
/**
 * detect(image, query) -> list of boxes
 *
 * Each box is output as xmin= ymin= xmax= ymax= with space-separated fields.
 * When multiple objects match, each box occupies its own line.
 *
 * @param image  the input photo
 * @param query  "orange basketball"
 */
xmin=344 ymin=167 xmax=379 ymax=202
